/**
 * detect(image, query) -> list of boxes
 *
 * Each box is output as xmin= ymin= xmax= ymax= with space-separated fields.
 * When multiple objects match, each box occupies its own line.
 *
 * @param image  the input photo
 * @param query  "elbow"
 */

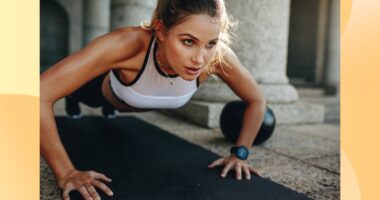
xmin=40 ymin=90 xmax=51 ymax=104
xmin=40 ymin=89 xmax=56 ymax=108
xmin=257 ymin=95 xmax=266 ymax=107
xmin=246 ymin=97 xmax=266 ymax=114
xmin=40 ymin=97 xmax=54 ymax=110
xmin=40 ymin=81 xmax=59 ymax=106
xmin=257 ymin=98 xmax=267 ymax=114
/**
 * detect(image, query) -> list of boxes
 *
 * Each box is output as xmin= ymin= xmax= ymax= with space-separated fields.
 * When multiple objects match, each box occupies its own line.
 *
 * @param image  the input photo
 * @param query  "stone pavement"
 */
xmin=41 ymin=99 xmax=340 ymax=200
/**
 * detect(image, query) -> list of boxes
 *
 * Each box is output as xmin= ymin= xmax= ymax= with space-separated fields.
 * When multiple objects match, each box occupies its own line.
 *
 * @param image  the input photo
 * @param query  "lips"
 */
xmin=186 ymin=66 xmax=202 ymax=71
xmin=185 ymin=66 xmax=201 ymax=75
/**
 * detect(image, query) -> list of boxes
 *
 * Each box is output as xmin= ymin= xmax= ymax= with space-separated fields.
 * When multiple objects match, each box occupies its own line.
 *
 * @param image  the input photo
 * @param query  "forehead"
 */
xmin=169 ymin=14 xmax=221 ymax=40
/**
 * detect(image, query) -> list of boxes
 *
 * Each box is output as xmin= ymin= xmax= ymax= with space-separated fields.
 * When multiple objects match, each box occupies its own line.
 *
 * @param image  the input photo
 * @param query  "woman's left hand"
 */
xmin=208 ymin=154 xmax=260 ymax=180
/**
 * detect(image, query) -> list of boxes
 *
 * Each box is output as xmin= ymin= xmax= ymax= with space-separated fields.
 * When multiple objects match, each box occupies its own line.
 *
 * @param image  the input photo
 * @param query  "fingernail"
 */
xmin=109 ymin=191 xmax=114 ymax=196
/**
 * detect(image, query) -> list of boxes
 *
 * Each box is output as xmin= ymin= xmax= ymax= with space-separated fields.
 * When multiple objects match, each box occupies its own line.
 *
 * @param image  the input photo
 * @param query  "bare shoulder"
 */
xmin=210 ymin=45 xmax=264 ymax=103
xmin=213 ymin=45 xmax=241 ymax=76
xmin=199 ymin=46 xmax=238 ymax=84
xmin=99 ymin=27 xmax=152 ymax=62
xmin=109 ymin=27 xmax=152 ymax=50
xmin=40 ymin=27 xmax=153 ymax=102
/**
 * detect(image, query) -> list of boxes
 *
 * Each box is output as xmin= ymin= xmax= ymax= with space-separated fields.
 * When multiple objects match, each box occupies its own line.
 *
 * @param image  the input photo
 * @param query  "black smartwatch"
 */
xmin=230 ymin=146 xmax=249 ymax=160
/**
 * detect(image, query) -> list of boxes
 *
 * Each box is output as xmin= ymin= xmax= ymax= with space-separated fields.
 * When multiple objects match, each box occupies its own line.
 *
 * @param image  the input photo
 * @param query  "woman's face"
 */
xmin=157 ymin=14 xmax=221 ymax=81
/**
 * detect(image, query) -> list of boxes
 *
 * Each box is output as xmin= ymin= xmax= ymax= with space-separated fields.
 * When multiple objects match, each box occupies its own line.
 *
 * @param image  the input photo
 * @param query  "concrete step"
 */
xmin=297 ymin=88 xmax=326 ymax=98
xmin=300 ymin=96 xmax=340 ymax=123
xmin=160 ymin=100 xmax=324 ymax=128
xmin=295 ymin=87 xmax=340 ymax=122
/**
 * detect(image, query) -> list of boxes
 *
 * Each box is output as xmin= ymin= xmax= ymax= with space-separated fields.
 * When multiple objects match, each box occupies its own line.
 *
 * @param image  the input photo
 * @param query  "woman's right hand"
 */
xmin=57 ymin=169 xmax=114 ymax=200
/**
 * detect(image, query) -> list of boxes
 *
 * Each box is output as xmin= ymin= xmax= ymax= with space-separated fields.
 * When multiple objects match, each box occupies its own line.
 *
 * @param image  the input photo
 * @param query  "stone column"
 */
xmin=111 ymin=0 xmax=156 ymax=30
xmin=194 ymin=0 xmax=297 ymax=103
xmin=83 ymin=0 xmax=110 ymax=44
xmin=173 ymin=0 xmax=324 ymax=127
xmin=324 ymin=0 xmax=340 ymax=95
xmin=54 ymin=0 xmax=83 ymax=53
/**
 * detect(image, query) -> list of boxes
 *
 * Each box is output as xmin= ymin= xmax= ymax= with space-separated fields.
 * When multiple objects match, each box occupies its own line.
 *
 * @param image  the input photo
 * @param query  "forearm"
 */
xmin=40 ymin=101 xmax=75 ymax=179
xmin=235 ymin=100 xmax=266 ymax=149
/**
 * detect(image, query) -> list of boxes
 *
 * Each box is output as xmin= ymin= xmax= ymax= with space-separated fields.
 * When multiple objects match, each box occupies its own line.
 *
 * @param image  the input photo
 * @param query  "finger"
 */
xmin=85 ymin=184 xmax=101 ymax=200
xmin=92 ymin=171 xmax=112 ymax=182
xmin=208 ymin=158 xmax=225 ymax=168
xmin=78 ymin=185 xmax=94 ymax=200
xmin=62 ymin=189 xmax=71 ymax=200
xmin=248 ymin=166 xmax=261 ymax=177
xmin=221 ymin=162 xmax=234 ymax=178
xmin=92 ymin=179 xmax=114 ymax=196
xmin=235 ymin=164 xmax=242 ymax=180
xmin=243 ymin=166 xmax=251 ymax=180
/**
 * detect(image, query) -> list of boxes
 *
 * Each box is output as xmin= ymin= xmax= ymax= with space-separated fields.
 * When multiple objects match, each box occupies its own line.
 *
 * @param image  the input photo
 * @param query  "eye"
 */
xmin=182 ymin=39 xmax=194 ymax=46
xmin=206 ymin=41 xmax=217 ymax=49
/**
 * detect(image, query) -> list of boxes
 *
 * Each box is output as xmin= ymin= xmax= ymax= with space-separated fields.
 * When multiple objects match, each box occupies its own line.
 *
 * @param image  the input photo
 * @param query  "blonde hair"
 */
xmin=141 ymin=0 xmax=238 ymax=74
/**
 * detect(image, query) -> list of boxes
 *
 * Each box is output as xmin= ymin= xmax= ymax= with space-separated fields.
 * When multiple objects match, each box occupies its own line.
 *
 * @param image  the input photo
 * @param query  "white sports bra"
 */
xmin=109 ymin=35 xmax=199 ymax=109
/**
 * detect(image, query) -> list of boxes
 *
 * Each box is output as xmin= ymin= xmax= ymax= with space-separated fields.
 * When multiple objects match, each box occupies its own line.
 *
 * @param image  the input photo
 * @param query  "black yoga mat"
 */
xmin=57 ymin=116 xmax=311 ymax=200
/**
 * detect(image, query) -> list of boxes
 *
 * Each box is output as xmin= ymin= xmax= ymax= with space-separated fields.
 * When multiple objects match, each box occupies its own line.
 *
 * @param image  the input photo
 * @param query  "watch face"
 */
xmin=236 ymin=147 xmax=249 ymax=160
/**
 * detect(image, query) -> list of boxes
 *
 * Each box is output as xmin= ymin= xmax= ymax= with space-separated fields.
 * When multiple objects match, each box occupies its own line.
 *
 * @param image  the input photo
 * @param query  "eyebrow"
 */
xmin=178 ymin=33 xmax=219 ymax=42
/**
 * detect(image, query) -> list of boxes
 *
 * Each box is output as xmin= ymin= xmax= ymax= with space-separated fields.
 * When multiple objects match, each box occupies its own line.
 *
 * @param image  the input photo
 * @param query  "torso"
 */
xmin=101 ymin=27 xmax=211 ymax=112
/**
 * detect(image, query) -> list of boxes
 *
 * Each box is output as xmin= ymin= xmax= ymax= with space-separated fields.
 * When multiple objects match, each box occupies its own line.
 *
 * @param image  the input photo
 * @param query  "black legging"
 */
xmin=67 ymin=72 xmax=115 ymax=113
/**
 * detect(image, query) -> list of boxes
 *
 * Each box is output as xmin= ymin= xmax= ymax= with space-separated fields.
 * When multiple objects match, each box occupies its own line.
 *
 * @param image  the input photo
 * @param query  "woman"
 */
xmin=41 ymin=0 xmax=266 ymax=199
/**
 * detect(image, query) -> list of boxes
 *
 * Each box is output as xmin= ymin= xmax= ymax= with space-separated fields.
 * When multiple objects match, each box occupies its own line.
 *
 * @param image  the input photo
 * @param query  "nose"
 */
xmin=191 ymin=50 xmax=205 ymax=66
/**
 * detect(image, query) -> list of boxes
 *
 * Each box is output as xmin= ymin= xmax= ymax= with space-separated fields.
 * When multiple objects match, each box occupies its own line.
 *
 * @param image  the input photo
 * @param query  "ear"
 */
xmin=154 ymin=20 xmax=166 ymax=41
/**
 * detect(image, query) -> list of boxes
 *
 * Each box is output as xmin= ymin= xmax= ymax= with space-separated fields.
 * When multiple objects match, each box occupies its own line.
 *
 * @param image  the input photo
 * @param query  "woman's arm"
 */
xmin=208 ymin=45 xmax=266 ymax=180
xmin=40 ymin=28 xmax=145 ymax=197
xmin=215 ymin=46 xmax=266 ymax=148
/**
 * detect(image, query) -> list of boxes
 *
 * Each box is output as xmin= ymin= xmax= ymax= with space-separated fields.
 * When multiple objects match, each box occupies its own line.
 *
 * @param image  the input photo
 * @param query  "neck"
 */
xmin=155 ymin=42 xmax=176 ymax=75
